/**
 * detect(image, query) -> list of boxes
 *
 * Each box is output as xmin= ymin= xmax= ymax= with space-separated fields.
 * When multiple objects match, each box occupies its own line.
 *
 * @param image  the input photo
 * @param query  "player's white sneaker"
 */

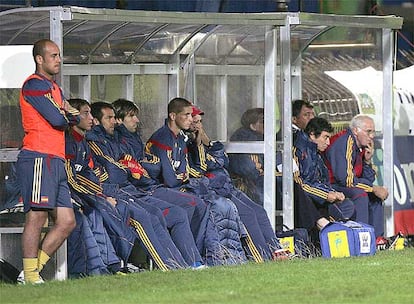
xmin=17 ymin=270 xmax=44 ymax=285
xmin=191 ymin=261 xmax=208 ymax=270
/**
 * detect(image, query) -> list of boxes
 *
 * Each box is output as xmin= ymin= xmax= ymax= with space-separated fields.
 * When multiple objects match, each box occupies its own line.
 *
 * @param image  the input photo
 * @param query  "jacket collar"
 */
xmin=70 ymin=128 xmax=85 ymax=142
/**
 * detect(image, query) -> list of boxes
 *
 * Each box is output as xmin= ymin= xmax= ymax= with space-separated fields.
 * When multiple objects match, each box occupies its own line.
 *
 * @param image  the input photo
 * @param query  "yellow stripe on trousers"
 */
xmin=244 ymin=225 xmax=264 ymax=263
xmin=129 ymin=218 xmax=169 ymax=271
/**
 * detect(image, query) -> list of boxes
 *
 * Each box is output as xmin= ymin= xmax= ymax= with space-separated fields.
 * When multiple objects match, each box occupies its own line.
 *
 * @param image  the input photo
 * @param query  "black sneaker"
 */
xmin=121 ymin=263 xmax=146 ymax=273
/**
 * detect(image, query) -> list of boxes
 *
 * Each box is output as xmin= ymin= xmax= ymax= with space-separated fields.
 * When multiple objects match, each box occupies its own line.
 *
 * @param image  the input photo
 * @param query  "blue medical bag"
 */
xmin=320 ymin=221 xmax=376 ymax=258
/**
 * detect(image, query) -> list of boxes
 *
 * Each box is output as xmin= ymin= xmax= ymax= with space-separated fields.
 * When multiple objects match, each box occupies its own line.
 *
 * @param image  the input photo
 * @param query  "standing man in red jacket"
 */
xmin=17 ymin=39 xmax=79 ymax=284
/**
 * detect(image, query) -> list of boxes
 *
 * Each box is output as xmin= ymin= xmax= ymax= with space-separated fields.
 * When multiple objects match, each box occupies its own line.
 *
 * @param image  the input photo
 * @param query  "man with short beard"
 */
xmin=87 ymin=101 xmax=205 ymax=269
xmin=146 ymin=98 xmax=248 ymax=265
xmin=17 ymin=39 xmax=79 ymax=284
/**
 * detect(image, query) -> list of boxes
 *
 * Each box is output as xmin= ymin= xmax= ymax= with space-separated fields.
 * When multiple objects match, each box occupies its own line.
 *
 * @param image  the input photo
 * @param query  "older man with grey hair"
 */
xmin=323 ymin=114 xmax=389 ymax=247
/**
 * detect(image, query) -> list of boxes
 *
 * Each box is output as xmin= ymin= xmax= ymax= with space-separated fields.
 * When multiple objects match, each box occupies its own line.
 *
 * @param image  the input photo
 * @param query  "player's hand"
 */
xmin=197 ymin=128 xmax=210 ymax=146
xmin=364 ymin=140 xmax=374 ymax=163
xmin=335 ymin=192 xmax=345 ymax=201
xmin=62 ymin=100 xmax=80 ymax=115
xmin=373 ymin=185 xmax=389 ymax=201
xmin=326 ymin=191 xmax=337 ymax=203
xmin=176 ymin=172 xmax=188 ymax=181
xmin=327 ymin=191 xmax=345 ymax=203
xmin=106 ymin=196 xmax=117 ymax=207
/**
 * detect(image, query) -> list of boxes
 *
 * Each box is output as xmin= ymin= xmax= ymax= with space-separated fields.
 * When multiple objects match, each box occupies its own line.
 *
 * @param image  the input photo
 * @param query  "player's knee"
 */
xmin=174 ymin=208 xmax=191 ymax=224
xmin=56 ymin=212 xmax=76 ymax=235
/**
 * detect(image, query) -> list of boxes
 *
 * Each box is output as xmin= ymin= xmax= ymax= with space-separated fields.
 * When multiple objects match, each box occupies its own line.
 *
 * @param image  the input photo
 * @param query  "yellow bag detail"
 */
xmin=327 ymin=230 xmax=350 ymax=258
xmin=279 ymin=236 xmax=295 ymax=254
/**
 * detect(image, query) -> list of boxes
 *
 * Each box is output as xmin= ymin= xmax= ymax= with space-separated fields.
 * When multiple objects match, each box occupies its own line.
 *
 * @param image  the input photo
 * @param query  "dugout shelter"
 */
xmin=0 ymin=6 xmax=403 ymax=279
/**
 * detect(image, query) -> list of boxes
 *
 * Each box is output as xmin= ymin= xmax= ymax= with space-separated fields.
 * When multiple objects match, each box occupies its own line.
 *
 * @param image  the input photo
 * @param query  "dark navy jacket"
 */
xmin=187 ymin=139 xmax=233 ymax=198
xmin=116 ymin=124 xmax=162 ymax=190
xmin=228 ymin=127 xmax=265 ymax=204
xmin=293 ymin=131 xmax=334 ymax=205
xmin=86 ymin=125 xmax=130 ymax=186
xmin=65 ymin=128 xmax=132 ymax=269
xmin=146 ymin=124 xmax=190 ymax=189
xmin=228 ymin=127 xmax=264 ymax=184
xmin=148 ymin=125 xmax=248 ymax=264
xmin=86 ymin=125 xmax=156 ymax=192
xmin=323 ymin=128 xmax=376 ymax=192
xmin=65 ymin=128 xmax=105 ymax=197
xmin=117 ymin=124 xmax=145 ymax=160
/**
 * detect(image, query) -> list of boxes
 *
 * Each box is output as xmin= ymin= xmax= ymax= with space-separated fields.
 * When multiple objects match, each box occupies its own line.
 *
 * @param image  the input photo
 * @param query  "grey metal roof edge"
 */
xmin=0 ymin=5 xmax=66 ymax=17
xmin=69 ymin=6 xmax=291 ymax=20
xmin=0 ymin=6 xmax=403 ymax=29
xmin=69 ymin=8 xmax=289 ymax=26
xmin=297 ymin=12 xmax=403 ymax=29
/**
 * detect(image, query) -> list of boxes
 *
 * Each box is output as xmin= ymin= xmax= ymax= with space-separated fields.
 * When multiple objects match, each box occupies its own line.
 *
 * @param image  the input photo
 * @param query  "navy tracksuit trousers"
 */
xmin=332 ymin=185 xmax=384 ymax=237
xmin=117 ymin=186 xmax=204 ymax=265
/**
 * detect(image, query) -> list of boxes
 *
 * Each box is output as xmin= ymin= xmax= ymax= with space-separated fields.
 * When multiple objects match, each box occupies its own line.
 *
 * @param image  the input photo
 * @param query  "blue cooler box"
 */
xmin=320 ymin=221 xmax=376 ymax=258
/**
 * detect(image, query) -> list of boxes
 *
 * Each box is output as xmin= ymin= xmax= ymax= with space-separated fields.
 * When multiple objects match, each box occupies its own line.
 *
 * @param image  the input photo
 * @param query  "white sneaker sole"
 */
xmin=17 ymin=270 xmax=44 ymax=284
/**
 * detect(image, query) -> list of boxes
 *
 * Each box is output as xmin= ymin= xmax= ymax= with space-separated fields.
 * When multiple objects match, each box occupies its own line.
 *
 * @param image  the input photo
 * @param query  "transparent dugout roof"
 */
xmin=0 ymin=6 xmax=403 ymax=234
xmin=0 ymin=6 xmax=403 ymax=65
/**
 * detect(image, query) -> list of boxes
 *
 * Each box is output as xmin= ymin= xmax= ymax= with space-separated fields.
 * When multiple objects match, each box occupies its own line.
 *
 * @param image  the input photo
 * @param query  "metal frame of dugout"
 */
xmin=0 ymin=6 xmax=403 ymax=278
